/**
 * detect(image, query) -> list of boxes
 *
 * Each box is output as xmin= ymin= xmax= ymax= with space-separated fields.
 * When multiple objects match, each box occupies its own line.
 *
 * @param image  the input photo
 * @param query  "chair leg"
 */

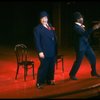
xmin=56 ymin=60 xmax=58 ymax=69
xmin=15 ymin=65 xmax=19 ymax=80
xmin=32 ymin=64 xmax=35 ymax=79
xmin=24 ymin=66 xmax=27 ymax=81
xmin=62 ymin=58 xmax=64 ymax=72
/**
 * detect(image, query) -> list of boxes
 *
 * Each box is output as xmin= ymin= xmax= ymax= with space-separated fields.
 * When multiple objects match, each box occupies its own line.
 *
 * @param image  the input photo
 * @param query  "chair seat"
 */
xmin=57 ymin=55 xmax=63 ymax=59
xmin=19 ymin=61 xmax=34 ymax=65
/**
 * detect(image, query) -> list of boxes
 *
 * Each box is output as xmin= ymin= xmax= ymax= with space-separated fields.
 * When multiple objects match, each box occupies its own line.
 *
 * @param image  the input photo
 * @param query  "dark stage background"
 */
xmin=0 ymin=1 xmax=100 ymax=50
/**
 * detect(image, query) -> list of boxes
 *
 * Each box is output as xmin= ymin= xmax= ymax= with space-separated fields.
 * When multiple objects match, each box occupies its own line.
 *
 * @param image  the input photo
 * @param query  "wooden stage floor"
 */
xmin=0 ymin=46 xmax=100 ymax=99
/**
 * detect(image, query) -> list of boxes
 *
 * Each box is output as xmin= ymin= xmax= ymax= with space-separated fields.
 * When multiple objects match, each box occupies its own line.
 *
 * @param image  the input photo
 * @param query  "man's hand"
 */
xmin=39 ymin=52 xmax=45 ymax=58
xmin=93 ymin=23 xmax=100 ymax=30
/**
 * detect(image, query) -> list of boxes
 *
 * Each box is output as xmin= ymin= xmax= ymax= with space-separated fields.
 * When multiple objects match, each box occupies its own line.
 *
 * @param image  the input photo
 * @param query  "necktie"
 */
xmin=46 ymin=24 xmax=51 ymax=30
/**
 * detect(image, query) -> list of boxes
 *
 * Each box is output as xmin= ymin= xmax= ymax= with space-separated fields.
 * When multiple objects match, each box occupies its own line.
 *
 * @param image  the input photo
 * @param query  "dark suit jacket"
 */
xmin=73 ymin=23 xmax=93 ymax=52
xmin=34 ymin=24 xmax=57 ymax=57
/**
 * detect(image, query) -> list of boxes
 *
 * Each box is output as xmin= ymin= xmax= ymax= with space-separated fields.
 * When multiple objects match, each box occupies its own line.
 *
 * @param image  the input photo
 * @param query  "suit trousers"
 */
xmin=69 ymin=46 xmax=96 ymax=76
xmin=37 ymin=57 xmax=56 ymax=85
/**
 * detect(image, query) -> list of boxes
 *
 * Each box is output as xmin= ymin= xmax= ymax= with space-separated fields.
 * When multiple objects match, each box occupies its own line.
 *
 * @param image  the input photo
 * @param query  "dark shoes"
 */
xmin=36 ymin=83 xmax=44 ymax=89
xmin=91 ymin=72 xmax=100 ymax=78
xmin=46 ymin=81 xmax=55 ymax=85
xmin=69 ymin=72 xmax=100 ymax=80
xmin=69 ymin=76 xmax=78 ymax=80
xmin=36 ymin=81 xmax=55 ymax=89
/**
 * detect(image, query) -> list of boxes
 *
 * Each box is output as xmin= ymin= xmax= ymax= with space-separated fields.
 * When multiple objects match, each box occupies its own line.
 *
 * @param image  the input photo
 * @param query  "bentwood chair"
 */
xmin=14 ymin=44 xmax=35 ymax=81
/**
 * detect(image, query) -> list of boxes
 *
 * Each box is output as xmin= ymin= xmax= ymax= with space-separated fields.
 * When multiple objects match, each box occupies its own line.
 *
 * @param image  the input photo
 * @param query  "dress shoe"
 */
xmin=36 ymin=83 xmax=44 ymax=89
xmin=46 ymin=81 xmax=55 ymax=85
xmin=70 ymin=76 xmax=78 ymax=80
xmin=91 ymin=73 xmax=100 ymax=78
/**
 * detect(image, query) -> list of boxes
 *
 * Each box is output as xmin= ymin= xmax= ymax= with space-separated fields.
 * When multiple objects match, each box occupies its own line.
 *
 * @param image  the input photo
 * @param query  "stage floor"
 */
xmin=0 ymin=46 xmax=100 ymax=99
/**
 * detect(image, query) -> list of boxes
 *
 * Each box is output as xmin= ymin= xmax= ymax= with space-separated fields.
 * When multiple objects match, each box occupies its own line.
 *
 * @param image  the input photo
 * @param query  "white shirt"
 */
xmin=75 ymin=22 xmax=85 ymax=27
xmin=75 ymin=22 xmax=85 ymax=30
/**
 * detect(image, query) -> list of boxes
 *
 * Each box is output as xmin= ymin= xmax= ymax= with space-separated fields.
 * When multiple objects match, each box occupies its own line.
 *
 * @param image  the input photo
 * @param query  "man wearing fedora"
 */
xmin=34 ymin=11 xmax=57 ymax=88
xmin=69 ymin=11 xmax=100 ymax=80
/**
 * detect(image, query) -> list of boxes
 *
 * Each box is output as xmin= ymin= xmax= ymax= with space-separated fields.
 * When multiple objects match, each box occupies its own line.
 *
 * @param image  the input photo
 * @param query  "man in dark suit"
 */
xmin=69 ymin=12 xmax=100 ymax=80
xmin=34 ymin=11 xmax=57 ymax=88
